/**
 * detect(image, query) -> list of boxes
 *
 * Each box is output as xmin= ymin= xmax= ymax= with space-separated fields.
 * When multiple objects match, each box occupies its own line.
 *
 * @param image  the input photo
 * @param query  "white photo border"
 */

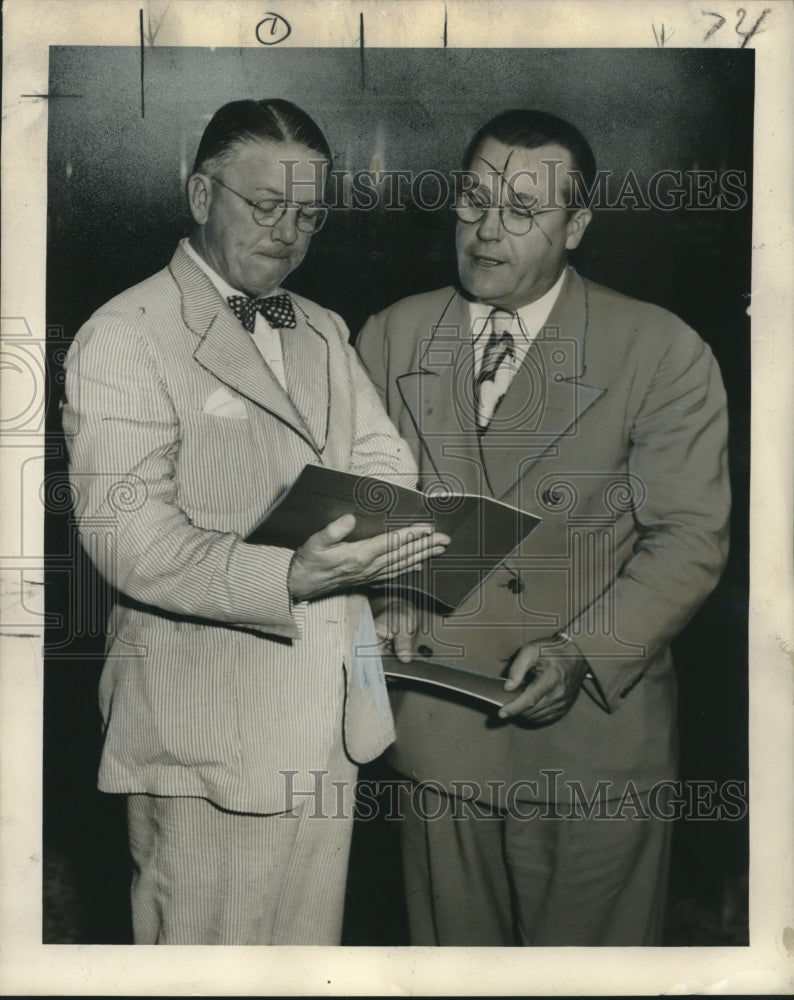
xmin=1 ymin=0 xmax=792 ymax=994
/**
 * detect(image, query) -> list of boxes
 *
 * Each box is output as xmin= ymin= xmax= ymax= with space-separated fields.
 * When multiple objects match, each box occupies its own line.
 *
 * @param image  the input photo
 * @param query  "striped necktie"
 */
xmin=475 ymin=309 xmax=516 ymax=429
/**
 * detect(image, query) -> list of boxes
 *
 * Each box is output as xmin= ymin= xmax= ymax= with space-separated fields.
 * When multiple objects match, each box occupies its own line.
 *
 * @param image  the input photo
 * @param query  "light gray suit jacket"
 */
xmin=357 ymin=268 xmax=730 ymax=804
xmin=62 ymin=244 xmax=417 ymax=813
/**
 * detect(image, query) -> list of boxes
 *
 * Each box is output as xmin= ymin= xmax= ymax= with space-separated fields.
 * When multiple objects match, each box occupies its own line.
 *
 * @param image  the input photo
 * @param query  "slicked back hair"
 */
xmin=192 ymin=99 xmax=332 ymax=176
xmin=462 ymin=109 xmax=597 ymax=195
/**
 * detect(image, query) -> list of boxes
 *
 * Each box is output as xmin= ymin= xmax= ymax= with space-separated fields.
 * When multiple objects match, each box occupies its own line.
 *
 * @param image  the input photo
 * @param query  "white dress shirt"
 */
xmin=469 ymin=266 xmax=567 ymax=377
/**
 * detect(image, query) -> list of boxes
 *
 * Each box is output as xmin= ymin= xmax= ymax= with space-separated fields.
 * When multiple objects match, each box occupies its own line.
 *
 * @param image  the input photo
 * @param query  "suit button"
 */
xmin=507 ymin=577 xmax=523 ymax=594
xmin=417 ymin=644 xmax=433 ymax=657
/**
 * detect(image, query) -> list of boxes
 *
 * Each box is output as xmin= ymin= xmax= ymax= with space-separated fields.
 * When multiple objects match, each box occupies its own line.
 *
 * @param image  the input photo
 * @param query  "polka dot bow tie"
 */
xmin=227 ymin=293 xmax=297 ymax=333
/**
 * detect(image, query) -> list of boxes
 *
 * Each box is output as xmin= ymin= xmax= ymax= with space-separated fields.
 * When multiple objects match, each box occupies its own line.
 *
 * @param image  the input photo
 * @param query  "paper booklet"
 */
xmin=246 ymin=464 xmax=541 ymax=612
xmin=380 ymin=653 xmax=511 ymax=707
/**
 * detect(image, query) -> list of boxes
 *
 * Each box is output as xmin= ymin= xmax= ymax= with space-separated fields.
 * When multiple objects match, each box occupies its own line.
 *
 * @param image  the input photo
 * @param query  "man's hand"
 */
xmin=498 ymin=637 xmax=589 ymax=724
xmin=372 ymin=596 xmax=419 ymax=663
xmin=288 ymin=515 xmax=449 ymax=602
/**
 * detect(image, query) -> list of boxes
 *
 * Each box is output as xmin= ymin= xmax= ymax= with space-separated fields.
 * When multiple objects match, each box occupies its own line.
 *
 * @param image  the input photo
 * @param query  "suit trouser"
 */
xmin=127 ymin=741 xmax=358 ymax=945
xmin=401 ymin=784 xmax=672 ymax=946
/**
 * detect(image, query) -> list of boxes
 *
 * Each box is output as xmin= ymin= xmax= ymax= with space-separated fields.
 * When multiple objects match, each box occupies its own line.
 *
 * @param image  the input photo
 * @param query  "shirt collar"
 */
xmin=468 ymin=266 xmax=568 ymax=343
xmin=180 ymin=237 xmax=282 ymax=303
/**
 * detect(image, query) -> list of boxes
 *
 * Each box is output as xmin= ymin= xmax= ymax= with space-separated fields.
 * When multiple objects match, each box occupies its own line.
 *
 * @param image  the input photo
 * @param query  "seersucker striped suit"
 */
xmin=61 ymin=243 xmax=417 ymax=942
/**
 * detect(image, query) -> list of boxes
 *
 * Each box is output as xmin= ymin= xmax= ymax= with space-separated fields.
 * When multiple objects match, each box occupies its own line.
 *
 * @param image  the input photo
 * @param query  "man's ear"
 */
xmin=564 ymin=209 xmax=592 ymax=251
xmin=187 ymin=173 xmax=212 ymax=226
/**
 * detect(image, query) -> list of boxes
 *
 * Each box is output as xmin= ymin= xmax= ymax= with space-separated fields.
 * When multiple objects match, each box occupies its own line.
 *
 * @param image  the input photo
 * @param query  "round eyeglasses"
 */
xmin=210 ymin=176 xmax=328 ymax=233
xmin=453 ymin=191 xmax=567 ymax=237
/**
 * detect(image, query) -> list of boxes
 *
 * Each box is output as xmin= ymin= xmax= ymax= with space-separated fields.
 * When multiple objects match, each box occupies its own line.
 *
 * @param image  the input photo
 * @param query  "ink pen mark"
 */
xmin=139 ymin=8 xmax=145 ymax=118
xmin=443 ymin=4 xmax=448 ymax=47
xmin=20 ymin=92 xmax=82 ymax=100
xmin=360 ymin=11 xmax=365 ymax=89
xmin=255 ymin=13 xmax=291 ymax=45
xmin=0 ymin=632 xmax=39 ymax=639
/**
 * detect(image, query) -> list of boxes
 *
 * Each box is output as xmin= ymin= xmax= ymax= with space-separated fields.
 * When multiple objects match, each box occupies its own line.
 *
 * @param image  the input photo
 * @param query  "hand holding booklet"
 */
xmin=247 ymin=464 xmax=541 ymax=611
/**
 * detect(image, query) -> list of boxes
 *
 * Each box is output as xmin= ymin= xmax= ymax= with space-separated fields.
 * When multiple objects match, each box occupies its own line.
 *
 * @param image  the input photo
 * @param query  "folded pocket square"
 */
xmin=202 ymin=387 xmax=248 ymax=419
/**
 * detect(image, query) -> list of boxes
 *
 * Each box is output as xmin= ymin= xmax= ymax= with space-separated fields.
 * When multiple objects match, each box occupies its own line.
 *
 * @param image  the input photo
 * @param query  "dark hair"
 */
xmin=462 ymin=109 xmax=597 ymax=192
xmin=192 ymin=99 xmax=332 ymax=174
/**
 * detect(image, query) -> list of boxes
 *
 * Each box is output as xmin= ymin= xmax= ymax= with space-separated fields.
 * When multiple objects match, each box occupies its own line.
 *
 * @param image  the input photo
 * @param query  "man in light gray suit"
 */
xmin=358 ymin=109 xmax=730 ymax=946
xmin=61 ymin=99 xmax=447 ymax=945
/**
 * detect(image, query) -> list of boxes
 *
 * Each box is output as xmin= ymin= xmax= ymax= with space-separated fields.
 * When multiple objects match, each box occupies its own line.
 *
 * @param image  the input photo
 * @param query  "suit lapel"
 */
xmin=169 ymin=245 xmax=322 ymax=452
xmin=478 ymin=269 xmax=605 ymax=498
xmin=396 ymin=293 xmax=486 ymax=494
xmin=280 ymin=309 xmax=330 ymax=451
xmin=398 ymin=271 xmax=605 ymax=501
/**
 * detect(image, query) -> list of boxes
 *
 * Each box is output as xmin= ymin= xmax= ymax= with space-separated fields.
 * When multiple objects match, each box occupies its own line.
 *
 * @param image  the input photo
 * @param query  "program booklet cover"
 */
xmin=247 ymin=463 xmax=542 ymax=610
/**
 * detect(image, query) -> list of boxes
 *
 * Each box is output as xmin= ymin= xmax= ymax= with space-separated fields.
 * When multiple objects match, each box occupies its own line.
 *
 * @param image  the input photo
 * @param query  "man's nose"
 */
xmin=475 ymin=205 xmax=503 ymax=242
xmin=269 ymin=206 xmax=300 ymax=244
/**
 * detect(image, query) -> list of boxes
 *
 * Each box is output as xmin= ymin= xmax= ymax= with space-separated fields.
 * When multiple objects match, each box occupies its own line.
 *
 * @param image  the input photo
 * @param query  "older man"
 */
xmin=61 ymin=98 xmax=446 ymax=945
xmin=357 ymin=109 xmax=730 ymax=946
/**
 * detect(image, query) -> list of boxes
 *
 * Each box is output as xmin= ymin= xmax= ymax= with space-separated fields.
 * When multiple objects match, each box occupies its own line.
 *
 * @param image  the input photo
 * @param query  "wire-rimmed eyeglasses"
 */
xmin=210 ymin=176 xmax=328 ymax=233
xmin=453 ymin=190 xmax=567 ymax=238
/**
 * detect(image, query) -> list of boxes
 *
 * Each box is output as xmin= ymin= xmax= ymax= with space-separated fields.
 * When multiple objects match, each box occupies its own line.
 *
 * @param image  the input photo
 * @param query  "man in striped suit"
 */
xmin=61 ymin=99 xmax=447 ymax=945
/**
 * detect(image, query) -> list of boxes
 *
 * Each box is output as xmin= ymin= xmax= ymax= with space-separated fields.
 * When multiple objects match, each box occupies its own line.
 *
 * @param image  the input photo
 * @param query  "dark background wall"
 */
xmin=44 ymin=46 xmax=751 ymax=944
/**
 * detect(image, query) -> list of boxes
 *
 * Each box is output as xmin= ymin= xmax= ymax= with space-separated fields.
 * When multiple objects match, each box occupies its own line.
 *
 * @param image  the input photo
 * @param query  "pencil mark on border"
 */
xmin=651 ymin=22 xmax=674 ymax=47
xmin=444 ymin=5 xmax=448 ymax=47
xmin=143 ymin=1 xmax=170 ymax=46
xmin=359 ymin=11 xmax=366 ymax=89
xmin=735 ymin=7 xmax=771 ymax=48
xmin=701 ymin=10 xmax=726 ymax=41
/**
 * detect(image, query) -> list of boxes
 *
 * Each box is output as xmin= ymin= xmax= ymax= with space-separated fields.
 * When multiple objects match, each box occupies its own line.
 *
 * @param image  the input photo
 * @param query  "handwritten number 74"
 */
xmin=702 ymin=8 xmax=771 ymax=47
